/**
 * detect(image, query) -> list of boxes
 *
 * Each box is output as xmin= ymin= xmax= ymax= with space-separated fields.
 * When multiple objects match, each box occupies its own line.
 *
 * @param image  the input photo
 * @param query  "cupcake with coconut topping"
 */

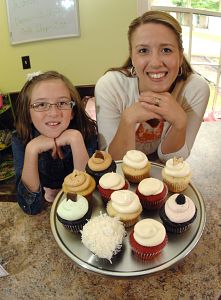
xmin=121 ymin=150 xmax=151 ymax=183
xmin=57 ymin=193 xmax=92 ymax=234
xmin=81 ymin=213 xmax=126 ymax=263
xmin=159 ymin=193 xmax=197 ymax=233
xmin=136 ymin=177 xmax=168 ymax=210
xmin=106 ymin=190 xmax=142 ymax=227
xmin=98 ymin=172 xmax=129 ymax=203
xmin=85 ymin=150 xmax=116 ymax=184
xmin=129 ymin=219 xmax=167 ymax=260
xmin=162 ymin=157 xmax=191 ymax=192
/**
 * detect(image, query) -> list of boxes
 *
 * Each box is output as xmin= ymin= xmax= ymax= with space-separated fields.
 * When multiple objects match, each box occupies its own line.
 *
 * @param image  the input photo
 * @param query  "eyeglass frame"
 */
xmin=29 ymin=100 xmax=75 ymax=112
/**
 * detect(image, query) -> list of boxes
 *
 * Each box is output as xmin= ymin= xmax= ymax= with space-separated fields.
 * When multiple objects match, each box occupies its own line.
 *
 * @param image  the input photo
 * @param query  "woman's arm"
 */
xmin=95 ymin=72 xmax=162 ymax=160
xmin=158 ymin=74 xmax=210 ymax=162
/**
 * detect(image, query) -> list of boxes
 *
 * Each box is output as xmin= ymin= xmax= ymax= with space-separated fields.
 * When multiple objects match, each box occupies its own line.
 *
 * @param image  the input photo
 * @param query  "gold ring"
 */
xmin=155 ymin=97 xmax=160 ymax=106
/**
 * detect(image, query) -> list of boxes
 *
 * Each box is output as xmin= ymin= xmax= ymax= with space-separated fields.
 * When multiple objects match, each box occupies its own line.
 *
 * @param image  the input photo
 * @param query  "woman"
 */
xmin=12 ymin=71 xmax=97 ymax=214
xmin=95 ymin=11 xmax=210 ymax=162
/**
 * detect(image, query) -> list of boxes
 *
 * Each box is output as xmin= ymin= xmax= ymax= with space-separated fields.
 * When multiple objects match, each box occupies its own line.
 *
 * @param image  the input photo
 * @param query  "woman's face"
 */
xmin=30 ymin=79 xmax=73 ymax=138
xmin=131 ymin=23 xmax=183 ymax=93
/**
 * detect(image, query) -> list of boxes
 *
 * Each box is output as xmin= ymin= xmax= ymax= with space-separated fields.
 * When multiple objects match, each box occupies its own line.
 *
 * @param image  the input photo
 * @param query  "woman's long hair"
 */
xmin=108 ymin=10 xmax=193 ymax=81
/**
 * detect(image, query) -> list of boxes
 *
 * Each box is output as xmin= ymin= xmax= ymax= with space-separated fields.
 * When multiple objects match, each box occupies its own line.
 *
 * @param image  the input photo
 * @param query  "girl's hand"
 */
xmin=55 ymin=129 xmax=89 ymax=170
xmin=139 ymin=91 xmax=187 ymax=130
xmin=27 ymin=135 xmax=56 ymax=155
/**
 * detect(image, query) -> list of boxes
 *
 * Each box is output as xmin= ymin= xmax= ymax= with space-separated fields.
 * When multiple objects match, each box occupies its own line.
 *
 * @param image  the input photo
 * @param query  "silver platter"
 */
xmin=50 ymin=162 xmax=206 ymax=278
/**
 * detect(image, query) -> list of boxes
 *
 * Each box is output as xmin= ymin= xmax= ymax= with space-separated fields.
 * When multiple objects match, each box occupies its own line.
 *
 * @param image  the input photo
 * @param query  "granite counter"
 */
xmin=0 ymin=122 xmax=220 ymax=300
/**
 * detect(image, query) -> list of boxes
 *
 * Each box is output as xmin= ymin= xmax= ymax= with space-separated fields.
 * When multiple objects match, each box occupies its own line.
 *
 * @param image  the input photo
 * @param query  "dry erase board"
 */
xmin=6 ymin=0 xmax=80 ymax=45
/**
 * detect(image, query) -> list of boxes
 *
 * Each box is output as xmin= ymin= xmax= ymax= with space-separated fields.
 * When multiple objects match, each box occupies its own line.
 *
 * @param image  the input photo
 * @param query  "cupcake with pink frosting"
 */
xmin=106 ymin=190 xmax=142 ymax=227
xmin=129 ymin=219 xmax=167 ymax=260
xmin=159 ymin=193 xmax=197 ymax=233
xmin=162 ymin=157 xmax=191 ymax=192
xmin=98 ymin=172 xmax=129 ymax=204
xmin=136 ymin=177 xmax=168 ymax=210
xmin=121 ymin=150 xmax=151 ymax=183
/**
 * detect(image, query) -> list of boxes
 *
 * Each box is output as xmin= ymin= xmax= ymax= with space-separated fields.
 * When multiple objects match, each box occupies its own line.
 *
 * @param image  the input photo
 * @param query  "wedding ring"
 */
xmin=154 ymin=97 xmax=161 ymax=107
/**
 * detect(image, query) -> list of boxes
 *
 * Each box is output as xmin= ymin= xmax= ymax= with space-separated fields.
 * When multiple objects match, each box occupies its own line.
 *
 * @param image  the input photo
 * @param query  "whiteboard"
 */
xmin=6 ymin=0 xmax=80 ymax=45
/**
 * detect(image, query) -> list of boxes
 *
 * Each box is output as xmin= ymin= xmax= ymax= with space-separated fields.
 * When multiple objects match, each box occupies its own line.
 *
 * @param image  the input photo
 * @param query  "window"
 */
xmin=137 ymin=0 xmax=221 ymax=120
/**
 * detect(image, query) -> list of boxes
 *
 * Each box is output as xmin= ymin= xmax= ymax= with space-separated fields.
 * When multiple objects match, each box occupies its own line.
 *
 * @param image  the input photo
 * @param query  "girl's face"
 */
xmin=30 ymin=79 xmax=73 ymax=138
xmin=131 ymin=23 xmax=183 ymax=93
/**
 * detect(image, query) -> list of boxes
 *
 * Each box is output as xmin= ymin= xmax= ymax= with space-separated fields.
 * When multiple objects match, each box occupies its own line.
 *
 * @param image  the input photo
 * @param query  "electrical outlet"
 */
xmin=21 ymin=56 xmax=31 ymax=69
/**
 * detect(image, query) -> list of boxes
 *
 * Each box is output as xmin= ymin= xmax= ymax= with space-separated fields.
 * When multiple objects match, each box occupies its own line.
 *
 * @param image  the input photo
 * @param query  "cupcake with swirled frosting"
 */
xmin=106 ymin=190 xmax=142 ymax=227
xmin=129 ymin=219 xmax=167 ymax=260
xmin=57 ymin=193 xmax=92 ymax=234
xmin=98 ymin=172 xmax=129 ymax=204
xmin=136 ymin=177 xmax=168 ymax=210
xmin=162 ymin=157 xmax=191 ymax=192
xmin=121 ymin=150 xmax=151 ymax=183
xmin=159 ymin=193 xmax=197 ymax=233
xmin=62 ymin=169 xmax=96 ymax=200
xmin=85 ymin=150 xmax=117 ymax=184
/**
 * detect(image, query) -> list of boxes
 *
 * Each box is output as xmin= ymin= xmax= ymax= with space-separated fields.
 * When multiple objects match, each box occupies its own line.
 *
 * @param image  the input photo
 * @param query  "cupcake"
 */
xmin=162 ymin=157 xmax=191 ymax=192
xmin=57 ymin=193 xmax=92 ymax=234
xmin=159 ymin=193 xmax=197 ymax=234
xmin=62 ymin=169 xmax=96 ymax=200
xmin=129 ymin=219 xmax=167 ymax=260
xmin=98 ymin=172 xmax=129 ymax=204
xmin=136 ymin=177 xmax=168 ymax=210
xmin=121 ymin=150 xmax=151 ymax=183
xmin=85 ymin=150 xmax=117 ymax=184
xmin=81 ymin=213 xmax=126 ymax=263
xmin=106 ymin=190 xmax=142 ymax=227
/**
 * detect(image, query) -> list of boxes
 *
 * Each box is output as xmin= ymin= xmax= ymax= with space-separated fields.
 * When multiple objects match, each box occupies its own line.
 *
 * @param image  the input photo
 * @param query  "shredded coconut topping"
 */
xmin=81 ymin=213 xmax=126 ymax=263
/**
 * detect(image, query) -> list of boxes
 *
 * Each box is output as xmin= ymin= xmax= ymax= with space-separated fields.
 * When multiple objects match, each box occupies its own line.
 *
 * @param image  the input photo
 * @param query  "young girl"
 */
xmin=12 ymin=71 xmax=97 ymax=215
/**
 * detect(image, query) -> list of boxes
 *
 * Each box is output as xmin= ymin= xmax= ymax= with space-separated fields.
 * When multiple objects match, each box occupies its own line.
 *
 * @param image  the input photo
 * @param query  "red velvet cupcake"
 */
xmin=98 ymin=172 xmax=129 ymax=204
xmin=136 ymin=177 xmax=168 ymax=210
xmin=129 ymin=219 xmax=167 ymax=260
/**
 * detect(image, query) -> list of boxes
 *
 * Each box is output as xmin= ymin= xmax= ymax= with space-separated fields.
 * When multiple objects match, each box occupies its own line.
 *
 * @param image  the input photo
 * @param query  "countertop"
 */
xmin=0 ymin=122 xmax=220 ymax=300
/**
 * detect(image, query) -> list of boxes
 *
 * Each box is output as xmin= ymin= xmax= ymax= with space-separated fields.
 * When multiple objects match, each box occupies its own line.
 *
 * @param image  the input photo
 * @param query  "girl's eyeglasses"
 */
xmin=30 ymin=101 xmax=75 ymax=112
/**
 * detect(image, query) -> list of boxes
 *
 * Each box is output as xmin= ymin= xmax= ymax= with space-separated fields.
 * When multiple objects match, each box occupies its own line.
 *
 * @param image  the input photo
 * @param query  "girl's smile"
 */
xmin=30 ymin=79 xmax=73 ymax=138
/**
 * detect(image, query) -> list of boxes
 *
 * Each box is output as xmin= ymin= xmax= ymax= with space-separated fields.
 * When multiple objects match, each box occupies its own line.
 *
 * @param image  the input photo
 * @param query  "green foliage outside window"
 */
xmin=172 ymin=0 xmax=219 ymax=10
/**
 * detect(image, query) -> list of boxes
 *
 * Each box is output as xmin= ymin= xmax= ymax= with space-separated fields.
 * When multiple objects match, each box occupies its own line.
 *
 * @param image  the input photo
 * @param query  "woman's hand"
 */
xmin=122 ymin=100 xmax=163 ymax=125
xmin=139 ymin=91 xmax=187 ymax=130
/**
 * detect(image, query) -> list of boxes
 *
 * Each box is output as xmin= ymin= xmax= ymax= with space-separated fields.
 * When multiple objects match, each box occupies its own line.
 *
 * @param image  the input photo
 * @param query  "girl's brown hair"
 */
xmin=15 ymin=71 xmax=97 ymax=145
xmin=108 ymin=10 xmax=193 ymax=81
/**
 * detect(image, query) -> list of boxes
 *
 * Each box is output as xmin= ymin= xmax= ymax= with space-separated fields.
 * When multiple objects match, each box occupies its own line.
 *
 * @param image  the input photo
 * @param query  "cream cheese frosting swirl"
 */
xmin=57 ymin=195 xmax=88 ymax=221
xmin=165 ymin=193 xmax=196 ymax=223
xmin=99 ymin=172 xmax=125 ymax=190
xmin=164 ymin=158 xmax=190 ymax=177
xmin=134 ymin=219 xmax=166 ymax=247
xmin=138 ymin=178 xmax=164 ymax=195
xmin=62 ymin=170 xmax=91 ymax=193
xmin=110 ymin=190 xmax=141 ymax=214
xmin=123 ymin=150 xmax=148 ymax=169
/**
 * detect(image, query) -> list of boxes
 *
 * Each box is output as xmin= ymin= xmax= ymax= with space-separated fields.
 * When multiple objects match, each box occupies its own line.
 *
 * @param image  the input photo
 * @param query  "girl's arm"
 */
xmin=21 ymin=135 xmax=55 ymax=191
xmin=12 ymin=134 xmax=51 ymax=215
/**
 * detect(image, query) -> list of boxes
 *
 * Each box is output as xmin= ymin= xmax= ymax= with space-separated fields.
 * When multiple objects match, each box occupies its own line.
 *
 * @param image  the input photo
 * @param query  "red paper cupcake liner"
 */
xmin=98 ymin=181 xmax=129 ymax=204
xmin=136 ymin=184 xmax=168 ymax=210
xmin=129 ymin=230 xmax=168 ymax=260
